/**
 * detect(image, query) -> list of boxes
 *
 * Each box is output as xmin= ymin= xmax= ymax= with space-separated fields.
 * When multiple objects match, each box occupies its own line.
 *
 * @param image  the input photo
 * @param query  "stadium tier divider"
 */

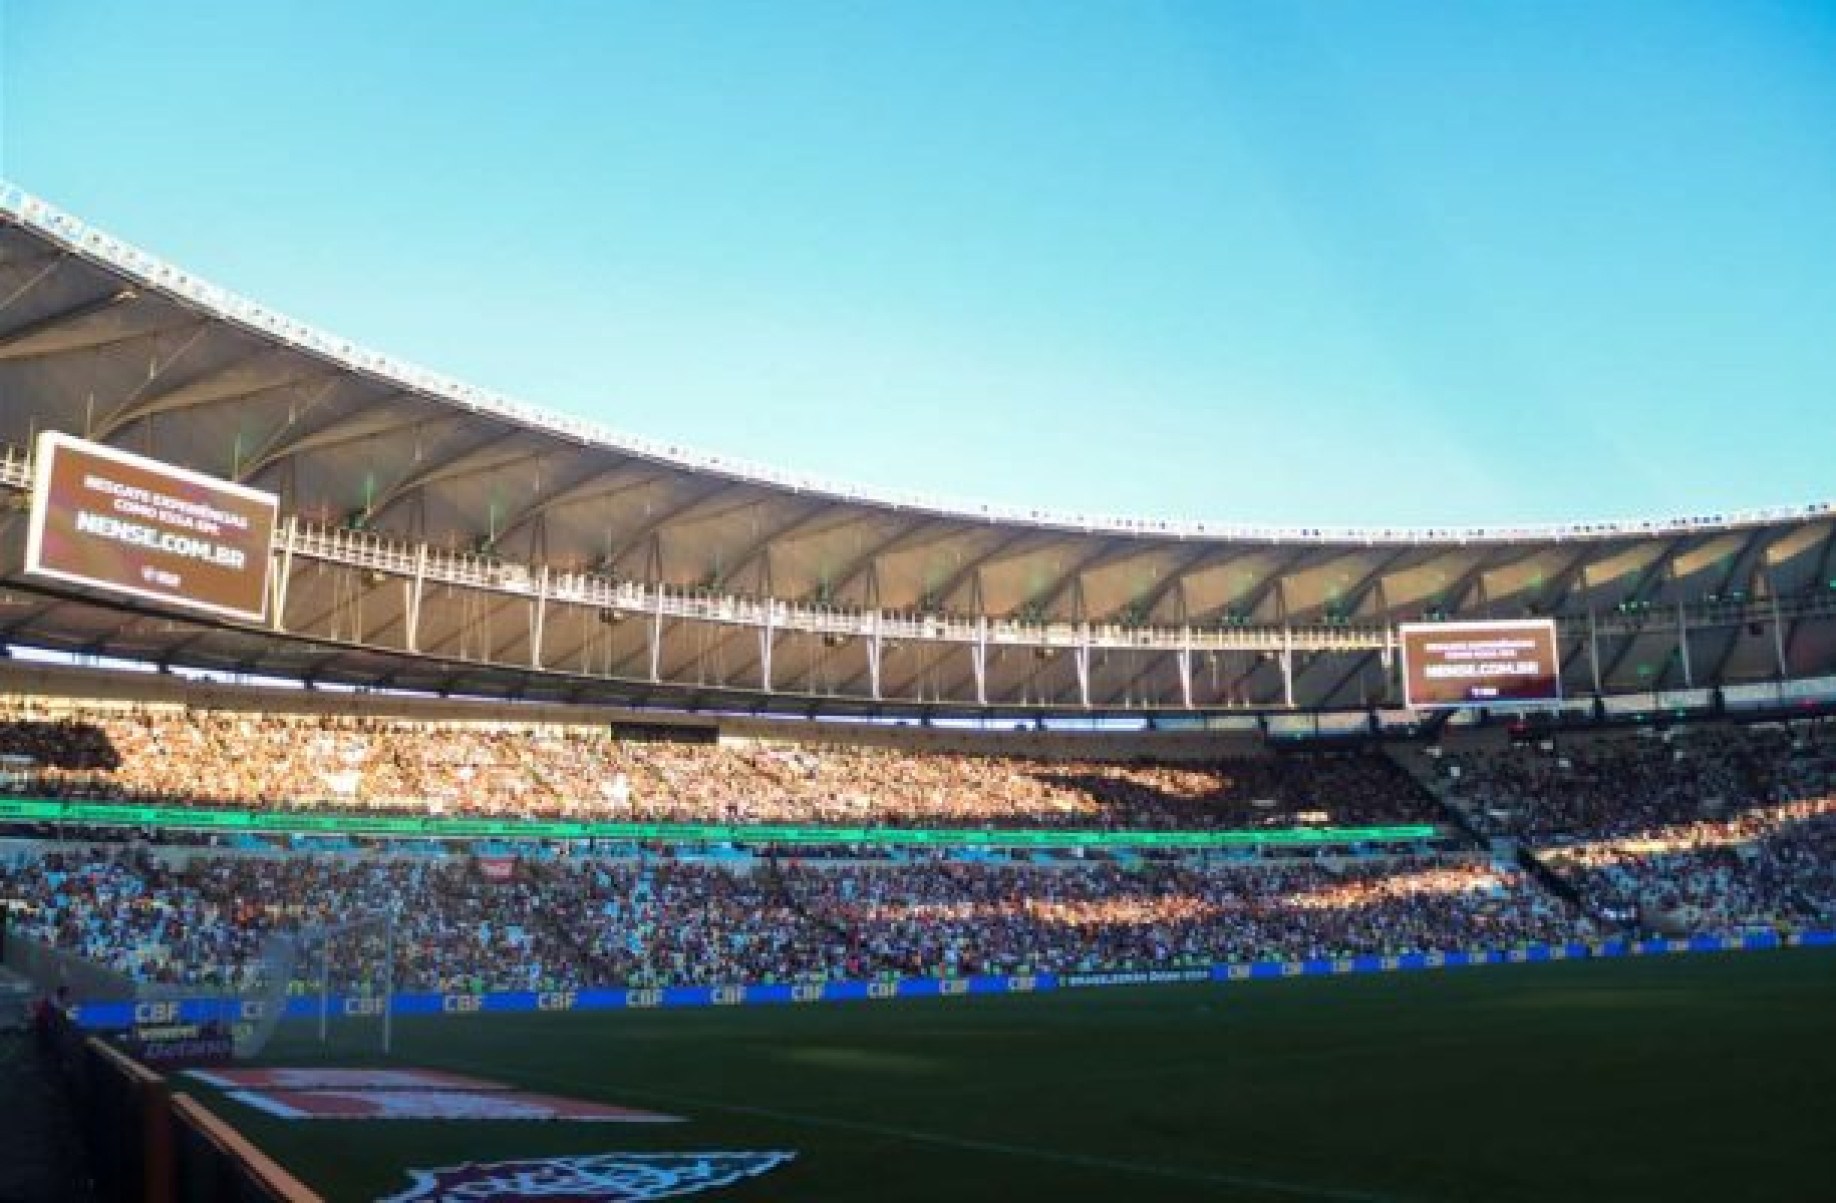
xmin=0 ymin=796 xmax=1438 ymax=849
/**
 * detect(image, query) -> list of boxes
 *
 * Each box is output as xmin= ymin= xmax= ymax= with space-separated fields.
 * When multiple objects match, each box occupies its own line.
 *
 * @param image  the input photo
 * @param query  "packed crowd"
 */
xmin=775 ymin=857 xmax=1581 ymax=978
xmin=0 ymin=704 xmax=1437 ymax=831
xmin=1538 ymin=800 xmax=1836 ymax=933
xmin=8 ymin=700 xmax=1832 ymax=961
xmin=1432 ymin=720 xmax=1836 ymax=933
xmin=0 ymin=848 xmax=1583 ymax=992
xmin=1436 ymin=722 xmax=1836 ymax=843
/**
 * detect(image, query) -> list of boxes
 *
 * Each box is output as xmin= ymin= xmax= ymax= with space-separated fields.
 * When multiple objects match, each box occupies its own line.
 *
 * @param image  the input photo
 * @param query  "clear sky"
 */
xmin=2 ymin=1 xmax=1832 ymax=528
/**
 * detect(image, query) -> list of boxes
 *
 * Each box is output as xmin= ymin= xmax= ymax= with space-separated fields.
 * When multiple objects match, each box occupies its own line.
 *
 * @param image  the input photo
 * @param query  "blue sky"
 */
xmin=3 ymin=1 xmax=1832 ymax=527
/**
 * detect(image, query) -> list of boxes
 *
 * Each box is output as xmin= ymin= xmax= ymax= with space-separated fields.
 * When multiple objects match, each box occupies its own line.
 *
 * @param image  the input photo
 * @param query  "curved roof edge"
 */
xmin=5 ymin=179 xmax=1830 ymax=547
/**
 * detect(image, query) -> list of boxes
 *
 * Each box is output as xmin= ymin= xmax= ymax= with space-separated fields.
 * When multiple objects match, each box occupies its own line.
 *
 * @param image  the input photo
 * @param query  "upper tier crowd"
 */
xmin=0 ymin=704 xmax=1435 ymax=831
xmin=0 ymin=848 xmax=1582 ymax=993
xmin=1437 ymin=722 xmax=1836 ymax=843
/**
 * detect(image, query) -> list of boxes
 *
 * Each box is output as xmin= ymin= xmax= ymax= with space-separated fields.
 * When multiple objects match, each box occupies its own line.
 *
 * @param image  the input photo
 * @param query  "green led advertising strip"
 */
xmin=0 ymin=797 xmax=1437 ymax=849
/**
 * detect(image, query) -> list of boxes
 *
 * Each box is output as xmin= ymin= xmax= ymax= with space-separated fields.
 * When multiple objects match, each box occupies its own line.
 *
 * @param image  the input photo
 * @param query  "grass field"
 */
xmin=190 ymin=949 xmax=1836 ymax=1202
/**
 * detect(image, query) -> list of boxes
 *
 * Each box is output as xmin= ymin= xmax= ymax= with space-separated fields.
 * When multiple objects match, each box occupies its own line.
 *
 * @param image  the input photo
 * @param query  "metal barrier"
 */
xmin=79 ymin=1037 xmax=173 ymax=1203
xmin=170 ymin=1093 xmax=321 ymax=1203
xmin=51 ymin=1019 xmax=319 ymax=1203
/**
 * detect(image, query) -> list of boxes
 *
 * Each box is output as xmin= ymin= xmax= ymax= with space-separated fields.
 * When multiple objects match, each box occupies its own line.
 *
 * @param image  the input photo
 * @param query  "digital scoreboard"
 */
xmin=24 ymin=431 xmax=279 ymax=623
xmin=1398 ymin=618 xmax=1562 ymax=709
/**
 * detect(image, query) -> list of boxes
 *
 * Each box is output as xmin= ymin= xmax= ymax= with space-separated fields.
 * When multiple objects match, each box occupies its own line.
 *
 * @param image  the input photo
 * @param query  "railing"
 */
xmin=4 ymin=440 xmax=1834 ymax=679
xmin=255 ymin=507 xmax=1412 ymax=652
xmin=0 ymin=440 xmax=31 ymax=489
xmin=279 ymin=509 xmax=1836 ymax=652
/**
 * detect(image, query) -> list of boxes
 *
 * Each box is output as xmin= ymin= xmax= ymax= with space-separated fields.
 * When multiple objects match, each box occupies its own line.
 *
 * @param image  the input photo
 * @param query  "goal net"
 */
xmin=236 ymin=909 xmax=399 ymax=1061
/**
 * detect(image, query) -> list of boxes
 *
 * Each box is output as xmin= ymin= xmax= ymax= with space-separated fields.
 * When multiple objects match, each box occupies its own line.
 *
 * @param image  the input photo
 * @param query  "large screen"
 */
xmin=24 ymin=431 xmax=278 ymax=623
xmin=1399 ymin=618 xmax=1562 ymax=709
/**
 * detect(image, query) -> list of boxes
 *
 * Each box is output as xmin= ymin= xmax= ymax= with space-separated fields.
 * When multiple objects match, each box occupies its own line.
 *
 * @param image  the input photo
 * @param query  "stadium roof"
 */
xmin=1 ymin=182 xmax=1833 ymax=714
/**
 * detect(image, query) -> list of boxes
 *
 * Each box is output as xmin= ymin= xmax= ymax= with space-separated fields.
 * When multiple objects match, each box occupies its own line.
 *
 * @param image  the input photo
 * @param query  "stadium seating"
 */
xmin=1427 ymin=719 xmax=1836 ymax=935
xmin=0 ymin=704 xmax=1437 ymax=830
xmin=0 ymin=848 xmax=1582 ymax=992
xmin=4 ymin=701 xmax=1833 ymax=995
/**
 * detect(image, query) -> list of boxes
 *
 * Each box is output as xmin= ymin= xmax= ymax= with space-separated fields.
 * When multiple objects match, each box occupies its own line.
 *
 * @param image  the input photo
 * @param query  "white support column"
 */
xmin=1075 ymin=627 xmax=1091 ymax=708
xmin=316 ymin=937 xmax=330 ymax=1044
xmin=868 ymin=612 xmax=883 ymax=700
xmin=381 ymin=910 xmax=395 ymax=1058
xmin=760 ymin=603 xmax=775 ymax=693
xmin=269 ymin=515 xmax=297 ymax=632
xmin=1771 ymin=591 xmax=1788 ymax=679
xmin=1588 ymin=607 xmax=1603 ymax=695
xmin=649 ymin=585 xmax=665 ymax=683
xmin=1177 ymin=630 xmax=1193 ymax=709
xmin=973 ymin=616 xmax=988 ymax=705
xmin=405 ymin=543 xmax=427 ymax=654
xmin=1676 ymin=598 xmax=1692 ymax=688
xmin=1280 ymin=626 xmax=1296 ymax=708
xmin=530 ymin=565 xmax=549 ymax=670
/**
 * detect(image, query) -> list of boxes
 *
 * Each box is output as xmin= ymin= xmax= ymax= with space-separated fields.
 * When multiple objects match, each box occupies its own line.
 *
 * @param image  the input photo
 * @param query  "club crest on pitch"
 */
xmin=377 ymin=1150 xmax=796 ymax=1201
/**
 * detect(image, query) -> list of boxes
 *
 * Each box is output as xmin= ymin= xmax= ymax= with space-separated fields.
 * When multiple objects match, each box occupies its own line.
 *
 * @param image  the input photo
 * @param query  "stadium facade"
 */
xmin=1 ymin=182 xmax=1833 ymax=721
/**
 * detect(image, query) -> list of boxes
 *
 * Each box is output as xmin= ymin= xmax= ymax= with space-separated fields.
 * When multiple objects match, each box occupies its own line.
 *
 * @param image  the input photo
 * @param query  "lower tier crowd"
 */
xmin=2 ymin=850 xmax=1584 ymax=993
xmin=1538 ymin=799 xmax=1836 ymax=930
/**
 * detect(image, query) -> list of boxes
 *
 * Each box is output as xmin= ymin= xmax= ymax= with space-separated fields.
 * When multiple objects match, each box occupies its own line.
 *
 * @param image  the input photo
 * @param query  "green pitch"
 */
xmin=193 ymin=950 xmax=1836 ymax=1202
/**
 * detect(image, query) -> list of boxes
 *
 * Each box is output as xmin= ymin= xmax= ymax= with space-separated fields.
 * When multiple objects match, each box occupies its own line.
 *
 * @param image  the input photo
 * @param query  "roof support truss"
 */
xmin=92 ymin=350 xmax=340 ymax=442
xmin=0 ymin=287 xmax=146 ymax=360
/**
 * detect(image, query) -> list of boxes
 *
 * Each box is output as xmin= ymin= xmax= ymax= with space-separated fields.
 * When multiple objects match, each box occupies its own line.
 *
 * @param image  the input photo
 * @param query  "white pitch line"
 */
xmin=421 ymin=1048 xmax=1409 ymax=1203
xmin=649 ymin=1095 xmax=1407 ymax=1203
